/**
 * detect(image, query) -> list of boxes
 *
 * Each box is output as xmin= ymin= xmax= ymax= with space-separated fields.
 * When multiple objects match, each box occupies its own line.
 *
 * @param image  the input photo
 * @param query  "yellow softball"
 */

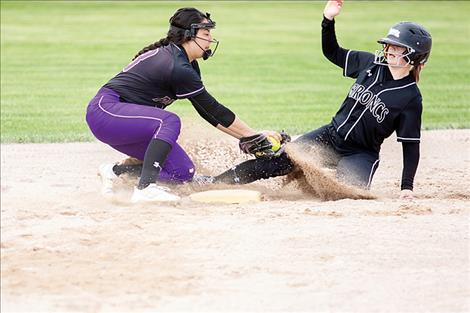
xmin=268 ymin=136 xmax=281 ymax=152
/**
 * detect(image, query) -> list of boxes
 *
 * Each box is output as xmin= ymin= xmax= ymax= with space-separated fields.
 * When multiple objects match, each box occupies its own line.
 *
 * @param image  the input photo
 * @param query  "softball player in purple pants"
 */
xmin=86 ymin=8 xmax=281 ymax=203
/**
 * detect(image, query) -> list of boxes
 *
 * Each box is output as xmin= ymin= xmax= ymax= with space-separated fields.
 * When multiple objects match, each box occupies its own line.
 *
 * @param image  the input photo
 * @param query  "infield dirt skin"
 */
xmin=1 ymin=127 xmax=469 ymax=312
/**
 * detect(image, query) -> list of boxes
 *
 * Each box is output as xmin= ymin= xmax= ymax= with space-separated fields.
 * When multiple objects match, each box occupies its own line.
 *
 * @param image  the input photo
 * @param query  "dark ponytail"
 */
xmin=133 ymin=37 xmax=170 ymax=60
xmin=411 ymin=64 xmax=423 ymax=83
xmin=132 ymin=7 xmax=209 ymax=60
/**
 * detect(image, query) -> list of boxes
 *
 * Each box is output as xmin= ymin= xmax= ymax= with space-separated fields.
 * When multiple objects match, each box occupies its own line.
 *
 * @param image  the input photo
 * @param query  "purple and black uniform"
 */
xmin=86 ymin=43 xmax=235 ymax=183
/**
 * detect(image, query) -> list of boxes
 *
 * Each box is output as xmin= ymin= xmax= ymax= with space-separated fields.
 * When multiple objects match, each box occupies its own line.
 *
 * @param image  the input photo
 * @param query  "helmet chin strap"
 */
xmin=192 ymin=36 xmax=219 ymax=60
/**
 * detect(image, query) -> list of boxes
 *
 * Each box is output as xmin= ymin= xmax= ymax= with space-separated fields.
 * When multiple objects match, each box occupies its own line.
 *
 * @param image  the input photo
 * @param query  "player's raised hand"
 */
xmin=324 ymin=0 xmax=344 ymax=21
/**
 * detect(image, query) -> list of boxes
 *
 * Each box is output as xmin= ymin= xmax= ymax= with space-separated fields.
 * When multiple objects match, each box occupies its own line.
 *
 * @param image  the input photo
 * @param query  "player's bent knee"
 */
xmin=336 ymin=166 xmax=369 ymax=189
xmin=155 ymin=113 xmax=182 ymax=144
xmin=164 ymin=113 xmax=181 ymax=132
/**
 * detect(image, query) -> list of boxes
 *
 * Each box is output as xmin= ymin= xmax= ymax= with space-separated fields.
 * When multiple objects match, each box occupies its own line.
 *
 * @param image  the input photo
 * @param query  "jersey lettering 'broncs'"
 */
xmin=348 ymin=83 xmax=389 ymax=123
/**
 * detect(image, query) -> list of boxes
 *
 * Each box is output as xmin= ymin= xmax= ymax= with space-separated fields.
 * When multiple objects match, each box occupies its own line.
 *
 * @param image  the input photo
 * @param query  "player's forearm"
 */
xmin=401 ymin=142 xmax=420 ymax=190
xmin=189 ymin=89 xmax=236 ymax=127
xmin=189 ymin=91 xmax=274 ymax=140
xmin=321 ymin=15 xmax=348 ymax=68
xmin=216 ymin=116 xmax=256 ymax=139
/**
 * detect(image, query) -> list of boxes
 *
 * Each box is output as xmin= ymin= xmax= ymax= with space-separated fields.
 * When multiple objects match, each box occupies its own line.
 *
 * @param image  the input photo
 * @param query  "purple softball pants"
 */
xmin=86 ymin=87 xmax=195 ymax=183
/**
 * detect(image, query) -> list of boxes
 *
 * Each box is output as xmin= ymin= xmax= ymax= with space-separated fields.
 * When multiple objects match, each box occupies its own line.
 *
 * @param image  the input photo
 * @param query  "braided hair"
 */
xmin=132 ymin=8 xmax=209 ymax=60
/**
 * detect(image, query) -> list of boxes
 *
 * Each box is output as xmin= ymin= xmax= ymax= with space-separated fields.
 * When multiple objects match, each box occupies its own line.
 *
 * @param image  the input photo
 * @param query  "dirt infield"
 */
xmin=1 ymin=128 xmax=469 ymax=312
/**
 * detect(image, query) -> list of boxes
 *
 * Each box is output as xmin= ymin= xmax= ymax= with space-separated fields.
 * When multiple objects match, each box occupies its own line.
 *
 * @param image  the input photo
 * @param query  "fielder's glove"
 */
xmin=239 ymin=131 xmax=291 ymax=159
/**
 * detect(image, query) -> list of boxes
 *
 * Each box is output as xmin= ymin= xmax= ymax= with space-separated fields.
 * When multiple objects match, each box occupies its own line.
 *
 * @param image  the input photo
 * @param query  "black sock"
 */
xmin=137 ymin=139 xmax=172 ymax=189
xmin=214 ymin=153 xmax=295 ymax=184
xmin=112 ymin=164 xmax=143 ymax=177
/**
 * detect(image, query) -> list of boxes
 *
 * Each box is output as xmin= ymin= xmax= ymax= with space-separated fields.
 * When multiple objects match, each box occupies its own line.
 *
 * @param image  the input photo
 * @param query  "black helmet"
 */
xmin=377 ymin=21 xmax=432 ymax=65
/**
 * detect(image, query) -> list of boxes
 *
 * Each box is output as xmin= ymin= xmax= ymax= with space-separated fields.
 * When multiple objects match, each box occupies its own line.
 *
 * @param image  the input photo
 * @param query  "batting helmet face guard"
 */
xmin=374 ymin=21 xmax=432 ymax=67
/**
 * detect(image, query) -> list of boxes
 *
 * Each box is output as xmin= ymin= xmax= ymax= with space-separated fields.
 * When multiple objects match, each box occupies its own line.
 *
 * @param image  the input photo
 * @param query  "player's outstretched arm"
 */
xmin=188 ymin=89 xmax=281 ymax=141
xmin=322 ymin=0 xmax=374 ymax=78
xmin=321 ymin=1 xmax=349 ymax=70
xmin=216 ymin=117 xmax=282 ymax=142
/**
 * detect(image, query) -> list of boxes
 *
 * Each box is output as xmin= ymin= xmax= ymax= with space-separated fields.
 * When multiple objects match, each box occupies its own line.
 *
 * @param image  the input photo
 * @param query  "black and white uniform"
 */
xmin=215 ymin=16 xmax=421 ymax=190
xmin=297 ymin=16 xmax=422 ymax=189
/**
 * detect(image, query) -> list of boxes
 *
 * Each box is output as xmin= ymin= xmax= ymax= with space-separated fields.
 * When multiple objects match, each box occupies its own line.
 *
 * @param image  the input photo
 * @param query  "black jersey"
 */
xmin=104 ymin=43 xmax=205 ymax=108
xmin=322 ymin=18 xmax=422 ymax=154
xmin=322 ymin=16 xmax=421 ymax=190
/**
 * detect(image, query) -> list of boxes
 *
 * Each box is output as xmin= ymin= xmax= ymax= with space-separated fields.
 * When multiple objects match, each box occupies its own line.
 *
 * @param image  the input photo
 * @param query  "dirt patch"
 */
xmin=1 ymin=126 xmax=469 ymax=312
xmin=284 ymin=142 xmax=375 ymax=200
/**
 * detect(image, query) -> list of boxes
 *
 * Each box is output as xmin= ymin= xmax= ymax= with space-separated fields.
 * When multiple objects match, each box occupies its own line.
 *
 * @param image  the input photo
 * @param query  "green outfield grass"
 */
xmin=1 ymin=1 xmax=469 ymax=143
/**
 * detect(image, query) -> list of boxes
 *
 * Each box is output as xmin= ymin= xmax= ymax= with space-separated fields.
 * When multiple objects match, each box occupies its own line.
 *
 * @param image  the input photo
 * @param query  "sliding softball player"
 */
xmin=213 ymin=0 xmax=432 ymax=199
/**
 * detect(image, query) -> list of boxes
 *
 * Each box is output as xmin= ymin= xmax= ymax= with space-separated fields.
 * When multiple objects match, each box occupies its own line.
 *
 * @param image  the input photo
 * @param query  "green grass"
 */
xmin=1 ymin=1 xmax=469 ymax=143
